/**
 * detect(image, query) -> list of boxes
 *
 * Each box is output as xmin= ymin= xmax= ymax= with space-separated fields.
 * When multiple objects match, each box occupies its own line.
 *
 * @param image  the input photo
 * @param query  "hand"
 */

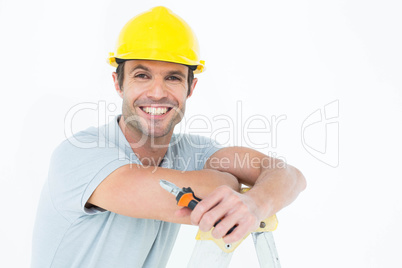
xmin=189 ymin=185 xmax=262 ymax=244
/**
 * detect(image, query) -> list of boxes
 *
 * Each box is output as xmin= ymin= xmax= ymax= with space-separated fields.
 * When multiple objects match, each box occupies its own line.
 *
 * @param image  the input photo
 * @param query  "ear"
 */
xmin=112 ymin=72 xmax=123 ymax=98
xmin=187 ymin=77 xmax=198 ymax=99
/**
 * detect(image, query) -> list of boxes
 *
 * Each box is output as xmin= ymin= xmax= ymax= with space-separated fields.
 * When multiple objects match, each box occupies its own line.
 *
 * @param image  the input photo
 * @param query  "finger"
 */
xmin=209 ymin=200 xmax=251 ymax=239
xmin=198 ymin=193 xmax=242 ymax=232
xmin=199 ymin=188 xmax=254 ymax=232
xmin=221 ymin=216 xmax=259 ymax=244
xmin=198 ymin=204 xmax=230 ymax=232
xmin=190 ymin=186 xmax=231 ymax=225
xmin=210 ymin=212 xmax=239 ymax=239
xmin=222 ymin=223 xmax=248 ymax=244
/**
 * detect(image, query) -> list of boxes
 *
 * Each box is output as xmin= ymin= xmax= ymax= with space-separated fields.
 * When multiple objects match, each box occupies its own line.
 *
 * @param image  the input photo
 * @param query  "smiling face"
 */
xmin=113 ymin=60 xmax=197 ymax=139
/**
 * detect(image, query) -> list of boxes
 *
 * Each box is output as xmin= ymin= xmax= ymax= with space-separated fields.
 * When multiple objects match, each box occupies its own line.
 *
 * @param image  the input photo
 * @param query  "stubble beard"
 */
xmin=121 ymin=98 xmax=186 ymax=139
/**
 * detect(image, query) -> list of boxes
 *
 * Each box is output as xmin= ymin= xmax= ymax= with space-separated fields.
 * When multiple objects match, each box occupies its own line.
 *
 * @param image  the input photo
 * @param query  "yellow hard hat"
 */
xmin=108 ymin=6 xmax=205 ymax=74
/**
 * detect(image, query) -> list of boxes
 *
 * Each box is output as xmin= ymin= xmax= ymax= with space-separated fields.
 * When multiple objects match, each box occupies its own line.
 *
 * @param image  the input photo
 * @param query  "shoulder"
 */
xmin=50 ymin=122 xmax=127 ymax=170
xmin=52 ymin=126 xmax=100 ymax=157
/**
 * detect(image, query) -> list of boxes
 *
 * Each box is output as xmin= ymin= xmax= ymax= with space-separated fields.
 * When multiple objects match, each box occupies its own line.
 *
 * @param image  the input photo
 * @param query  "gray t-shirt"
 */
xmin=32 ymin=116 xmax=222 ymax=268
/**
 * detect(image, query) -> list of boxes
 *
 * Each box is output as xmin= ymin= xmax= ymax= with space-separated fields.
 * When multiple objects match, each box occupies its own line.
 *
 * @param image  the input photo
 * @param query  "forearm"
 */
xmin=175 ymin=168 xmax=240 ymax=199
xmin=244 ymin=164 xmax=306 ymax=220
xmin=203 ymin=146 xmax=306 ymax=220
xmin=87 ymin=164 xmax=239 ymax=224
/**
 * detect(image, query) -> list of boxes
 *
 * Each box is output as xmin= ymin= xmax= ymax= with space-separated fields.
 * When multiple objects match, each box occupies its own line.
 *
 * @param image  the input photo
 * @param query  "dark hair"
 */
xmin=116 ymin=60 xmax=195 ymax=96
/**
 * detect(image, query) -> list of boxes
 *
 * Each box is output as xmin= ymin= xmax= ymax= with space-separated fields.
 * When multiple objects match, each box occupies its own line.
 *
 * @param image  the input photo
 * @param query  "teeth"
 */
xmin=143 ymin=107 xmax=169 ymax=115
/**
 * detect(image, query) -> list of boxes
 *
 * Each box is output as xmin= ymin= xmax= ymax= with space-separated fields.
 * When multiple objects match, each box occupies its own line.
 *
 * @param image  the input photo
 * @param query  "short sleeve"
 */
xmin=173 ymin=134 xmax=224 ymax=170
xmin=47 ymin=132 xmax=132 ymax=222
xmin=195 ymin=135 xmax=224 ymax=170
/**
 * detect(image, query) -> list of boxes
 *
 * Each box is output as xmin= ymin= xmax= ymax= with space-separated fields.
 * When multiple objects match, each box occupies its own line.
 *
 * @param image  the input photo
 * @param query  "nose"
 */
xmin=146 ymin=77 xmax=168 ymax=100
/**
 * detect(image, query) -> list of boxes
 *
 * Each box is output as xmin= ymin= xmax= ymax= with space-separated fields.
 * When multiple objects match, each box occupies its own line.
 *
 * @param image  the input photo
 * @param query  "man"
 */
xmin=32 ymin=6 xmax=306 ymax=268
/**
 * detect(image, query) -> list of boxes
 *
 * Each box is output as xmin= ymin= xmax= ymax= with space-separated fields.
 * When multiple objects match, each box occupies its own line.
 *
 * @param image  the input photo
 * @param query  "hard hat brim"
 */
xmin=107 ymin=50 xmax=205 ymax=74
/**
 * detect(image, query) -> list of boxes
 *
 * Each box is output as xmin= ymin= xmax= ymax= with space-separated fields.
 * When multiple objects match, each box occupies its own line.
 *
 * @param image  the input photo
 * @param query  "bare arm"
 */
xmin=204 ymin=146 xmax=306 ymax=218
xmin=87 ymin=164 xmax=239 ymax=224
xmin=190 ymin=146 xmax=306 ymax=243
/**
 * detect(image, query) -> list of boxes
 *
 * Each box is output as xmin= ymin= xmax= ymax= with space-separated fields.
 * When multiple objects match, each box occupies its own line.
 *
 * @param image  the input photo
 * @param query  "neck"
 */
xmin=118 ymin=116 xmax=172 ymax=166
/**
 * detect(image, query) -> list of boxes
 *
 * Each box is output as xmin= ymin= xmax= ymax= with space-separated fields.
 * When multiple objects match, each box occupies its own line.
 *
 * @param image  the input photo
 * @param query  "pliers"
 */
xmin=159 ymin=179 xmax=236 ymax=234
xmin=160 ymin=179 xmax=202 ymax=210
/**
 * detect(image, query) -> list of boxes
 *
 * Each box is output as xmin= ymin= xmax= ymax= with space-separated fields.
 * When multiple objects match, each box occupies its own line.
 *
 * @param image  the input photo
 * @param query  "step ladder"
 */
xmin=159 ymin=180 xmax=281 ymax=268
xmin=187 ymin=212 xmax=281 ymax=267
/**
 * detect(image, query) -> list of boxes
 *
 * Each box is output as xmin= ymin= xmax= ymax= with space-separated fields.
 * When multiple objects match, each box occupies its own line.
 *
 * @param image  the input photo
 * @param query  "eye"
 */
xmin=135 ymin=73 xmax=149 ymax=79
xmin=166 ymin=76 xmax=182 ymax=82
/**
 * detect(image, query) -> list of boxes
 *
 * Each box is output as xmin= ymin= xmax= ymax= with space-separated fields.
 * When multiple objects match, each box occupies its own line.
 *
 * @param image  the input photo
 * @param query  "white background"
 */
xmin=1 ymin=0 xmax=401 ymax=267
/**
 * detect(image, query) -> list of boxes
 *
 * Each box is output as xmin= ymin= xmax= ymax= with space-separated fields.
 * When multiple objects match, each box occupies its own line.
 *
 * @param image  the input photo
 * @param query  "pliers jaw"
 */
xmin=159 ymin=179 xmax=182 ymax=197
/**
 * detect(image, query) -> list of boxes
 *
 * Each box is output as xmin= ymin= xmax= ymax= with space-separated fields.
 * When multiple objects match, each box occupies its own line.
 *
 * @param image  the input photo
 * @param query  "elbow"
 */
xmin=296 ymin=167 xmax=307 ymax=192
xmin=289 ymin=165 xmax=307 ymax=192
xmin=216 ymin=170 xmax=241 ymax=192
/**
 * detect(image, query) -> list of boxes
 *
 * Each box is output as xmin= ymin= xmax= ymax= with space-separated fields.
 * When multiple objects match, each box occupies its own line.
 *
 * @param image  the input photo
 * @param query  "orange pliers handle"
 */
xmin=176 ymin=187 xmax=202 ymax=210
